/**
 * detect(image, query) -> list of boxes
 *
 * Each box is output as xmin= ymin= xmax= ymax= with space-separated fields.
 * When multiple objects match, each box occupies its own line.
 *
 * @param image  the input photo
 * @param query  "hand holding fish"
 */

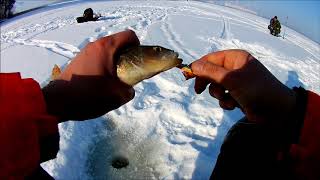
xmin=42 ymin=30 xmax=139 ymax=121
xmin=191 ymin=50 xmax=297 ymax=125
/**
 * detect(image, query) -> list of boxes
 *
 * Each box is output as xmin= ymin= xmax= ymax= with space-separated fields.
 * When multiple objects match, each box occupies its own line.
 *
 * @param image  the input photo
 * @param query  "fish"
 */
xmin=51 ymin=64 xmax=61 ymax=80
xmin=117 ymin=45 xmax=183 ymax=86
xmin=49 ymin=46 xmax=184 ymax=85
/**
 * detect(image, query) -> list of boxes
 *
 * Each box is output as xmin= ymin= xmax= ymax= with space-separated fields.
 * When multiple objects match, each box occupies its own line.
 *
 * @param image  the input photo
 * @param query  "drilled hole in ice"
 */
xmin=111 ymin=156 xmax=129 ymax=169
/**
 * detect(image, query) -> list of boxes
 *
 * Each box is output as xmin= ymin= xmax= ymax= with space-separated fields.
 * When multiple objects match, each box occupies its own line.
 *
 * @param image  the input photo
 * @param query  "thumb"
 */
xmin=191 ymin=60 xmax=229 ymax=84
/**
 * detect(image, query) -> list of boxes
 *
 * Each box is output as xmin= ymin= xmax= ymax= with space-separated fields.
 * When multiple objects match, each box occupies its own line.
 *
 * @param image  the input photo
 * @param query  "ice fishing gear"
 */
xmin=283 ymin=16 xmax=288 ymax=39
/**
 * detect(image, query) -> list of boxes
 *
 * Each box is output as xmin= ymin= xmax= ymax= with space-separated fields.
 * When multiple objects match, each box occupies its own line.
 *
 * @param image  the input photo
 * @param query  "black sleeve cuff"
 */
xmin=289 ymin=86 xmax=308 ymax=144
xmin=39 ymin=132 xmax=60 ymax=163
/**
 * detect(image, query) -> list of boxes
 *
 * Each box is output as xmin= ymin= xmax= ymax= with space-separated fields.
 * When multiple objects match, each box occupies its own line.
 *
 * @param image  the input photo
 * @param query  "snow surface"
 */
xmin=1 ymin=1 xmax=319 ymax=179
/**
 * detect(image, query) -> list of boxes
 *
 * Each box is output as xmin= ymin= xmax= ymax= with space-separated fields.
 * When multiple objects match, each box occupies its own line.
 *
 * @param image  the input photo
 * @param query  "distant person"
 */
xmin=76 ymin=8 xmax=101 ymax=23
xmin=0 ymin=0 xmax=15 ymax=19
xmin=268 ymin=16 xmax=282 ymax=36
xmin=0 ymin=30 xmax=319 ymax=179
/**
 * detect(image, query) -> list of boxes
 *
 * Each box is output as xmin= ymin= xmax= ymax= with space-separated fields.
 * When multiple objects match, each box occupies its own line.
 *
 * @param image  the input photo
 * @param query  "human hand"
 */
xmin=191 ymin=50 xmax=297 ymax=124
xmin=42 ymin=30 xmax=139 ymax=121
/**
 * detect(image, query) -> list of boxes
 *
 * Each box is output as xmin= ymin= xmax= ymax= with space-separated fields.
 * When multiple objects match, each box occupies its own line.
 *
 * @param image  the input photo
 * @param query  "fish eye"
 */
xmin=153 ymin=47 xmax=162 ymax=52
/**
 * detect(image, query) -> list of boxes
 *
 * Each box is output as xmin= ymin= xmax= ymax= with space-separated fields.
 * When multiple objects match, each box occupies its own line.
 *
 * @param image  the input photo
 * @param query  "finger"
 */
xmin=99 ymin=83 xmax=134 ymax=116
xmin=219 ymin=98 xmax=237 ymax=110
xmin=97 ymin=30 xmax=140 ymax=53
xmin=119 ymin=87 xmax=135 ymax=104
xmin=96 ymin=30 xmax=140 ymax=76
xmin=208 ymin=83 xmax=226 ymax=100
xmin=223 ymin=92 xmax=239 ymax=107
xmin=111 ymin=30 xmax=140 ymax=50
xmin=200 ymin=51 xmax=226 ymax=67
xmin=191 ymin=60 xmax=229 ymax=84
xmin=209 ymin=84 xmax=239 ymax=110
xmin=194 ymin=77 xmax=210 ymax=94
xmin=200 ymin=50 xmax=251 ymax=70
xmin=109 ymin=80 xmax=135 ymax=103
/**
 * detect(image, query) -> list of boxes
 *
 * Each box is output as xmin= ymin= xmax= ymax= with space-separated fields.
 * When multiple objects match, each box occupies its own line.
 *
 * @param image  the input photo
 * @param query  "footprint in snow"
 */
xmin=133 ymin=81 xmax=163 ymax=110
xmin=95 ymin=26 xmax=106 ymax=33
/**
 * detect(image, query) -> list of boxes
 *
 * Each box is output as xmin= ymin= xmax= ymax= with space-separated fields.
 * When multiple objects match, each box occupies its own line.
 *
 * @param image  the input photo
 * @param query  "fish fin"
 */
xmin=51 ymin=64 xmax=61 ymax=80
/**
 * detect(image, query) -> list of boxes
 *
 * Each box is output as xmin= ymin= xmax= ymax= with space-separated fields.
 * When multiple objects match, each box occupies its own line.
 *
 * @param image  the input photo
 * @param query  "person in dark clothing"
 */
xmin=0 ymin=30 xmax=320 ymax=179
xmin=0 ymin=0 xmax=15 ymax=19
xmin=76 ymin=8 xmax=101 ymax=23
xmin=268 ymin=16 xmax=282 ymax=36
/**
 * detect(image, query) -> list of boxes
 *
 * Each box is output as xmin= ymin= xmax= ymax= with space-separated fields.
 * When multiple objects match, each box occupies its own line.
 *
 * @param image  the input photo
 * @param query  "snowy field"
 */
xmin=1 ymin=1 xmax=320 ymax=179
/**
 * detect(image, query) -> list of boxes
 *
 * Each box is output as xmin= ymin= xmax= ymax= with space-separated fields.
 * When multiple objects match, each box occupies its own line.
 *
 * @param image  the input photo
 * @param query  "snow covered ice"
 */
xmin=1 ymin=1 xmax=319 ymax=179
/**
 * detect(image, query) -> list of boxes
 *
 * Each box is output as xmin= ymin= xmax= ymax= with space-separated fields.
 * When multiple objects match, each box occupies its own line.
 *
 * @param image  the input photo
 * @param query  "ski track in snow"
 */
xmin=219 ymin=16 xmax=232 ymax=40
xmin=161 ymin=17 xmax=198 ymax=60
xmin=13 ymin=38 xmax=80 ymax=59
xmin=1 ymin=1 xmax=319 ymax=179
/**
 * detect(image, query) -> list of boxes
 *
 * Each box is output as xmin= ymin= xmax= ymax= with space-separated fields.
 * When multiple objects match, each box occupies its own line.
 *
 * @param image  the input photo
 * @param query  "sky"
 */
xmin=13 ymin=0 xmax=320 ymax=44
xmin=214 ymin=0 xmax=320 ymax=44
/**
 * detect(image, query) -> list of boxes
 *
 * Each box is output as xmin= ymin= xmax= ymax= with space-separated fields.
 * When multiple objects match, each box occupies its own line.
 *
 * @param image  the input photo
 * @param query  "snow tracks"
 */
xmin=1 ymin=1 xmax=319 ymax=179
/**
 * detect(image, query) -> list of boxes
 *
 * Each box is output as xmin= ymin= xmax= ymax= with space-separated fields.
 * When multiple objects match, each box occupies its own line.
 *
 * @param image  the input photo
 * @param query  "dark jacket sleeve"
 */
xmin=290 ymin=90 xmax=320 ymax=180
xmin=0 ymin=73 xmax=59 ymax=179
